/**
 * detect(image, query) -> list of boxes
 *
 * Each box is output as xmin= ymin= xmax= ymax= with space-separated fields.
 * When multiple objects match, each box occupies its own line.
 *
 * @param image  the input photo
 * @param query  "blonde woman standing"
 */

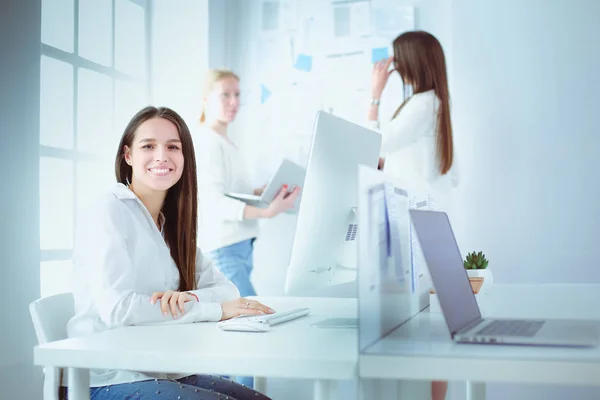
xmin=195 ymin=69 xmax=299 ymax=296
xmin=194 ymin=69 xmax=300 ymax=387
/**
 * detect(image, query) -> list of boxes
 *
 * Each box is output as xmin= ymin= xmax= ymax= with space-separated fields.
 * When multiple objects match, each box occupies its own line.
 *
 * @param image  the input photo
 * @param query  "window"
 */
xmin=40 ymin=0 xmax=151 ymax=297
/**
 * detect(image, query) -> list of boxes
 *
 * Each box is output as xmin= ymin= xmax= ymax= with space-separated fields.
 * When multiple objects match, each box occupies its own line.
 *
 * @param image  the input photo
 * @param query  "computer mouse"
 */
xmin=217 ymin=319 xmax=271 ymax=332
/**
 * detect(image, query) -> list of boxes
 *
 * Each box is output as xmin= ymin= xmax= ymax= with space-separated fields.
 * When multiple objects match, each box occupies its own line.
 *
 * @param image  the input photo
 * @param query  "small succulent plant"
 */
xmin=464 ymin=251 xmax=489 ymax=270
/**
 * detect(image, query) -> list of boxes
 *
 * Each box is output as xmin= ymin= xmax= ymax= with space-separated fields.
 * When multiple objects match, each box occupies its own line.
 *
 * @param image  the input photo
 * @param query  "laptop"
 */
xmin=225 ymin=158 xmax=305 ymax=213
xmin=409 ymin=209 xmax=599 ymax=347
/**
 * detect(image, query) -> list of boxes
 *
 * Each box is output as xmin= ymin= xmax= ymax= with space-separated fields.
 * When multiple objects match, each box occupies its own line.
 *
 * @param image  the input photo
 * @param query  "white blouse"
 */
xmin=372 ymin=89 xmax=459 ymax=209
xmin=67 ymin=182 xmax=239 ymax=387
xmin=194 ymin=126 xmax=259 ymax=252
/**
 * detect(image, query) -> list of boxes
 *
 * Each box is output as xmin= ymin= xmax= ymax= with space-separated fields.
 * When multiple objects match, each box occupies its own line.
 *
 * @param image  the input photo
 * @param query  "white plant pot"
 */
xmin=466 ymin=268 xmax=493 ymax=294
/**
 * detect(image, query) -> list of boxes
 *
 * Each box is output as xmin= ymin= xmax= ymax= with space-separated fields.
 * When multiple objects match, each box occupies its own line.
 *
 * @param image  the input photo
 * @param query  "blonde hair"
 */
xmin=199 ymin=69 xmax=240 ymax=123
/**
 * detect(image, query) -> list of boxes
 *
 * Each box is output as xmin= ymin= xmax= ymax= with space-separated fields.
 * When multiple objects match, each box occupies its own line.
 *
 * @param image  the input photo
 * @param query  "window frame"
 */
xmin=39 ymin=0 xmax=152 ymax=280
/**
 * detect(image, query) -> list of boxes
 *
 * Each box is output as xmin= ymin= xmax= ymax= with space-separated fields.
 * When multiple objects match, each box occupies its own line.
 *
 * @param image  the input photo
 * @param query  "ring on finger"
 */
xmin=245 ymin=301 xmax=250 ymax=308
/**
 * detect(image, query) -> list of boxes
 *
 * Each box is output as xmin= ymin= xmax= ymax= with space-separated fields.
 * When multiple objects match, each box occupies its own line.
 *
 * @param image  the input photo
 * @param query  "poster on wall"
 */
xmin=260 ymin=0 xmax=298 ymax=33
xmin=350 ymin=1 xmax=371 ymax=37
xmin=249 ymin=0 xmax=418 ymax=181
xmin=371 ymin=4 xmax=415 ymax=37
xmin=279 ymin=0 xmax=298 ymax=31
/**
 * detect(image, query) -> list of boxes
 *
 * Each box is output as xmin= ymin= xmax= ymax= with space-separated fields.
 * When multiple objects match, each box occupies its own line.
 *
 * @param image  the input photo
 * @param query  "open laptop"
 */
xmin=226 ymin=158 xmax=305 ymax=213
xmin=409 ymin=209 xmax=599 ymax=347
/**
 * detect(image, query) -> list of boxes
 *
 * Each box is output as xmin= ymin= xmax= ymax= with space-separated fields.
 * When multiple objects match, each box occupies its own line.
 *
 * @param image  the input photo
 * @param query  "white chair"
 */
xmin=29 ymin=292 xmax=74 ymax=400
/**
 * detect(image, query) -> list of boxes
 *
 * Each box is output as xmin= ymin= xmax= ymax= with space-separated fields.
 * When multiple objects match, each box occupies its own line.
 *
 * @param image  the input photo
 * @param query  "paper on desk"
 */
xmin=367 ymin=184 xmax=386 ymax=291
xmin=383 ymin=184 xmax=401 ymax=283
xmin=367 ymin=182 xmax=412 ymax=293
xmin=409 ymin=193 xmax=436 ymax=293
xmin=383 ymin=183 xmax=411 ymax=293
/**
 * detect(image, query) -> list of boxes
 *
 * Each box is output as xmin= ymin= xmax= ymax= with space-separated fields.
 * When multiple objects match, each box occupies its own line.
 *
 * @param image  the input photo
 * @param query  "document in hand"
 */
xmin=225 ymin=158 xmax=306 ymax=213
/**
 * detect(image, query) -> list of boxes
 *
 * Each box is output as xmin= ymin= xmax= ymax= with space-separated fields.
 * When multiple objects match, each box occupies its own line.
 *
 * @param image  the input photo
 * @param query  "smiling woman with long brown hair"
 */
xmin=368 ymin=31 xmax=459 ymax=400
xmin=64 ymin=106 xmax=274 ymax=400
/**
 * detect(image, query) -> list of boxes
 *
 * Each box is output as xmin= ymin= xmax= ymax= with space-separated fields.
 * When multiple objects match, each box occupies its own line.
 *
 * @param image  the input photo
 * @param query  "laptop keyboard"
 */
xmin=476 ymin=320 xmax=545 ymax=337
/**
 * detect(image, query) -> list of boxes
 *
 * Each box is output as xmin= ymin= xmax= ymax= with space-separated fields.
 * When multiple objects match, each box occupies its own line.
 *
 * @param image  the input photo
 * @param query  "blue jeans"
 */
xmin=209 ymin=238 xmax=256 ymax=388
xmin=209 ymin=238 xmax=257 ymax=297
xmin=61 ymin=375 xmax=270 ymax=399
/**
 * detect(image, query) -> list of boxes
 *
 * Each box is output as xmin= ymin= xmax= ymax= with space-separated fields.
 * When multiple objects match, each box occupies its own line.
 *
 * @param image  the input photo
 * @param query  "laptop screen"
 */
xmin=409 ymin=209 xmax=482 ymax=335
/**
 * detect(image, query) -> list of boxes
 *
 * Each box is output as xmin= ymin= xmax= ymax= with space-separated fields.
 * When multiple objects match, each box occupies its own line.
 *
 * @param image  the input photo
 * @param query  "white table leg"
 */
xmin=397 ymin=379 xmax=430 ymax=399
xmin=313 ymin=379 xmax=336 ymax=400
xmin=358 ymin=378 xmax=376 ymax=400
xmin=466 ymin=381 xmax=486 ymax=400
xmin=68 ymin=368 xmax=90 ymax=400
xmin=358 ymin=378 xmax=394 ymax=400
xmin=254 ymin=377 xmax=267 ymax=394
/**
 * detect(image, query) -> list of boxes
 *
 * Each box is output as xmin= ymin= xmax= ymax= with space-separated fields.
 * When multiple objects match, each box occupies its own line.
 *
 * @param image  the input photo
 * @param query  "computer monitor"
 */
xmin=284 ymin=111 xmax=382 ymax=298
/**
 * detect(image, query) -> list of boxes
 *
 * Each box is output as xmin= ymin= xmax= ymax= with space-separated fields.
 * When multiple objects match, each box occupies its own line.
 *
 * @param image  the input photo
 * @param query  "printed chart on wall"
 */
xmin=367 ymin=182 xmax=412 ymax=294
xmin=253 ymin=0 xmax=416 ymax=169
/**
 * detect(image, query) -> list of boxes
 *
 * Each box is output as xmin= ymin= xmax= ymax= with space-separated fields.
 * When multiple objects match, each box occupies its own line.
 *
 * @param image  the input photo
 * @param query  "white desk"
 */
xmin=359 ymin=284 xmax=600 ymax=400
xmin=34 ymin=296 xmax=357 ymax=400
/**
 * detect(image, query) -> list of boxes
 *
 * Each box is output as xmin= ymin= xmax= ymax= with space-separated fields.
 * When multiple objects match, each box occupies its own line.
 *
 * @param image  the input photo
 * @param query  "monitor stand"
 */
xmin=307 ymin=280 xmax=358 ymax=329
xmin=308 ymin=208 xmax=359 ymax=328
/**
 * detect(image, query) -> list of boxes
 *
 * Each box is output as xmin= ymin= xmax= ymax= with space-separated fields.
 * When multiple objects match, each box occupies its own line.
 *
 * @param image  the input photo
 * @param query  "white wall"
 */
xmin=450 ymin=1 xmax=600 ymax=399
xmin=214 ymin=0 xmax=453 ymax=297
xmin=151 ymin=0 xmax=209 ymax=128
xmin=451 ymin=0 xmax=600 ymax=284
xmin=1 ymin=0 xmax=44 ymax=398
xmin=154 ymin=1 xmax=600 ymax=399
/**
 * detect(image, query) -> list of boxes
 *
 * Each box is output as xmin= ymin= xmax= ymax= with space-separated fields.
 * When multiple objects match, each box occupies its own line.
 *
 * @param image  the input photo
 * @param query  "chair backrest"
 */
xmin=30 ymin=292 xmax=74 ymax=344
xmin=29 ymin=292 xmax=75 ymax=400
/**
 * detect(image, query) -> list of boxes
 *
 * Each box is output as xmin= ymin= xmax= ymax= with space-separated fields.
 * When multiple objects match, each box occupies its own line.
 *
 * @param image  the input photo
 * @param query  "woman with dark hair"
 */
xmin=65 ymin=106 xmax=274 ymax=399
xmin=370 ymin=30 xmax=458 ymax=193
xmin=368 ymin=31 xmax=459 ymax=400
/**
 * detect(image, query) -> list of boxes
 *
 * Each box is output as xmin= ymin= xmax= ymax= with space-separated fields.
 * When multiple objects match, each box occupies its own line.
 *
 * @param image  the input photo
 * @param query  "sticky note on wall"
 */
xmin=260 ymin=83 xmax=271 ymax=104
xmin=294 ymin=53 xmax=313 ymax=72
xmin=371 ymin=47 xmax=388 ymax=63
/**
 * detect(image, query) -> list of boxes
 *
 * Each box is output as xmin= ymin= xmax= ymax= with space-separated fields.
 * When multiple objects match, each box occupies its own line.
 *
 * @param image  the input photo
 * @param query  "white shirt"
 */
xmin=194 ymin=126 xmax=259 ymax=252
xmin=371 ymin=89 xmax=459 ymax=210
xmin=67 ymin=183 xmax=240 ymax=387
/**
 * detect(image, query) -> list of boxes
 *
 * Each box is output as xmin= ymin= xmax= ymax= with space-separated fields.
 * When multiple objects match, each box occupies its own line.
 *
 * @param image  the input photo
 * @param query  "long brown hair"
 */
xmin=391 ymin=31 xmax=453 ymax=175
xmin=115 ymin=106 xmax=198 ymax=291
xmin=199 ymin=69 xmax=240 ymax=123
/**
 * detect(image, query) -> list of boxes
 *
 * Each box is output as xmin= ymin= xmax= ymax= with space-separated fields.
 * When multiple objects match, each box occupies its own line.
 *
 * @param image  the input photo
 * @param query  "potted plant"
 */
xmin=463 ymin=251 xmax=493 ymax=293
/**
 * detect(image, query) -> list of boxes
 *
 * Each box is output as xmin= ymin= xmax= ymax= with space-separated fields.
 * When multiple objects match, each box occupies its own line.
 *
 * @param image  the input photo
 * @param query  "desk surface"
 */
xmin=360 ymin=284 xmax=600 ymax=386
xmin=34 ymin=296 xmax=358 ymax=380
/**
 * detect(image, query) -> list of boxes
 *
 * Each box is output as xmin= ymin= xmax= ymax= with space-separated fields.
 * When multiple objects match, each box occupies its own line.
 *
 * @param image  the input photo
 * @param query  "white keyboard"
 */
xmin=217 ymin=308 xmax=311 ymax=332
xmin=245 ymin=307 xmax=311 ymax=326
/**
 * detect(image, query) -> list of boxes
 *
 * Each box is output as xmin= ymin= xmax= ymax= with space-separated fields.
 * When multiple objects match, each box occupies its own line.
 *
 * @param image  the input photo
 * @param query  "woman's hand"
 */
xmin=371 ymin=56 xmax=394 ymax=99
xmin=150 ymin=290 xmax=198 ymax=318
xmin=220 ymin=298 xmax=275 ymax=321
xmin=378 ymin=157 xmax=385 ymax=170
xmin=253 ymin=184 xmax=267 ymax=196
xmin=263 ymin=185 xmax=301 ymax=218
